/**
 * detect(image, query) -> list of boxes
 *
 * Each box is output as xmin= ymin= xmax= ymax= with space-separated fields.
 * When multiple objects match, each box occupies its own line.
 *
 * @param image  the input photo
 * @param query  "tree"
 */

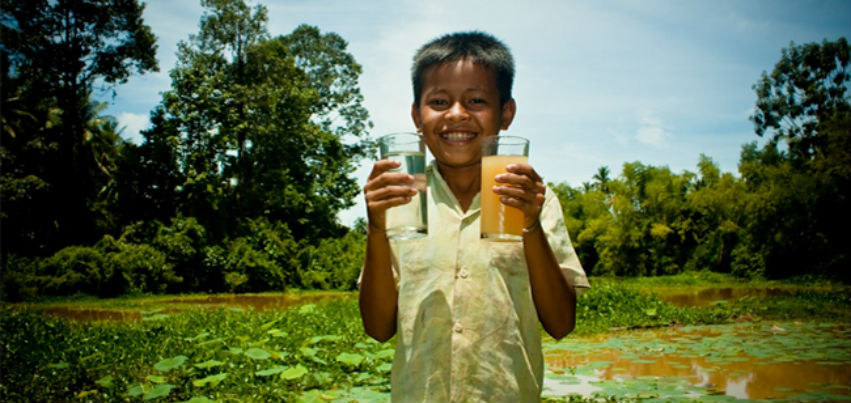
xmin=128 ymin=0 xmax=371 ymax=244
xmin=751 ymin=38 xmax=849 ymax=163
xmin=745 ymin=37 xmax=850 ymax=280
xmin=1 ymin=0 xmax=158 ymax=255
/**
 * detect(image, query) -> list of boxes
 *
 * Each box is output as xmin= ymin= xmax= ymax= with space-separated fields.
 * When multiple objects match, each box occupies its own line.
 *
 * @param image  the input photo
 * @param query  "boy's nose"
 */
xmin=446 ymin=101 xmax=469 ymax=121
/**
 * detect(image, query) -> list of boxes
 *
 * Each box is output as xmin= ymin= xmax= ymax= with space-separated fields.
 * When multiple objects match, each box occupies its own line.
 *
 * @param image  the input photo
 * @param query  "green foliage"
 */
xmin=299 ymin=231 xmax=366 ymax=290
xmin=1 ymin=0 xmax=158 ymax=255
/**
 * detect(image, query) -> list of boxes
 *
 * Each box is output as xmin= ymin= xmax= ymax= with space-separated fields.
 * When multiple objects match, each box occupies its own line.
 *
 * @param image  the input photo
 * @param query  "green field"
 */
xmin=1 ymin=273 xmax=849 ymax=403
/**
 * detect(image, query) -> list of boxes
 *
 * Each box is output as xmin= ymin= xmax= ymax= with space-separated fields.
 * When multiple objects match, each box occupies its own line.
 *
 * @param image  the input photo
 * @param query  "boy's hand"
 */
xmin=493 ymin=164 xmax=546 ymax=228
xmin=363 ymin=160 xmax=418 ymax=233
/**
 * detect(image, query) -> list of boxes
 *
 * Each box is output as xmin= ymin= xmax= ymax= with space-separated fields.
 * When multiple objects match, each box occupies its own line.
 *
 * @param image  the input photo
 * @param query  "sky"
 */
xmin=103 ymin=0 xmax=851 ymax=228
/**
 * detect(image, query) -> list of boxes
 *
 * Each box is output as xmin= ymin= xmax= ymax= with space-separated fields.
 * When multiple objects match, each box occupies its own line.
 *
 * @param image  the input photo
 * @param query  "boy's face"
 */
xmin=411 ymin=59 xmax=516 ymax=170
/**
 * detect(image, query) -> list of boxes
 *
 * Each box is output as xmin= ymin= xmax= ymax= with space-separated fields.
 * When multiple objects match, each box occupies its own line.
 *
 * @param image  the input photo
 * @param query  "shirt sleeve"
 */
xmin=540 ymin=186 xmax=591 ymax=296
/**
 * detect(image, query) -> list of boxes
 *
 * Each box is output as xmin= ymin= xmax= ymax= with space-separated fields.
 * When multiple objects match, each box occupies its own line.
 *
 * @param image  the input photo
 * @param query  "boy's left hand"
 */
xmin=493 ymin=164 xmax=546 ymax=228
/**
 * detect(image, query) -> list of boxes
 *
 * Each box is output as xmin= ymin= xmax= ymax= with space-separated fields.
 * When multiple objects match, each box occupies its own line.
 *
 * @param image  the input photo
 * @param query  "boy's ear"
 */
xmin=411 ymin=103 xmax=422 ymax=132
xmin=500 ymin=99 xmax=517 ymax=130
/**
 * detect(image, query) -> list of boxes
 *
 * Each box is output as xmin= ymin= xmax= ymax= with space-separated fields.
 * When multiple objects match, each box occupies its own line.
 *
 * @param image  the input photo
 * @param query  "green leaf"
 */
xmin=280 ymin=365 xmax=308 ymax=380
xmin=180 ymin=397 xmax=218 ymax=403
xmin=48 ymin=361 xmax=70 ymax=369
xmin=194 ymin=359 xmax=225 ymax=369
xmin=143 ymin=384 xmax=174 ymax=400
xmin=146 ymin=374 xmax=168 ymax=384
xmin=127 ymin=384 xmax=144 ymax=397
xmin=244 ymin=347 xmax=270 ymax=360
xmin=375 ymin=349 xmax=395 ymax=360
xmin=256 ymin=366 xmax=287 ymax=377
xmin=192 ymin=372 xmax=228 ymax=387
xmin=154 ymin=355 xmax=188 ymax=371
xmin=309 ymin=334 xmax=342 ymax=344
xmin=95 ymin=374 xmax=114 ymax=387
xmin=184 ymin=331 xmax=210 ymax=341
xmin=298 ymin=304 xmax=317 ymax=314
xmin=300 ymin=346 xmax=327 ymax=365
xmin=336 ymin=352 xmax=364 ymax=367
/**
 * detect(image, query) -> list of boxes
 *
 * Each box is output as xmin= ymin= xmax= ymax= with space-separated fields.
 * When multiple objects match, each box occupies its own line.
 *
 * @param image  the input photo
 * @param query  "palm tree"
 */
xmin=593 ymin=166 xmax=611 ymax=194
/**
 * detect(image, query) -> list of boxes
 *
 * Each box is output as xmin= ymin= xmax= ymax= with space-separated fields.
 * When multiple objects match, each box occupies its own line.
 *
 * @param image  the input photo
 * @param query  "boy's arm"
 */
xmin=359 ymin=159 xmax=411 ymax=342
xmin=359 ymin=225 xmax=398 ymax=342
xmin=494 ymin=164 xmax=577 ymax=340
xmin=522 ymin=220 xmax=577 ymax=340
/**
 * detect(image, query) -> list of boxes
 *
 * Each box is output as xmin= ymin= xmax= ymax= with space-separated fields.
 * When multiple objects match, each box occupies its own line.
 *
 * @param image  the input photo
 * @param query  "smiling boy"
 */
xmin=359 ymin=31 xmax=590 ymax=403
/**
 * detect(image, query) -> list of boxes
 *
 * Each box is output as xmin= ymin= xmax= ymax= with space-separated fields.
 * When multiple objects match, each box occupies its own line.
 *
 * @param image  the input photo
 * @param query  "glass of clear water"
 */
xmin=378 ymin=133 xmax=427 ymax=240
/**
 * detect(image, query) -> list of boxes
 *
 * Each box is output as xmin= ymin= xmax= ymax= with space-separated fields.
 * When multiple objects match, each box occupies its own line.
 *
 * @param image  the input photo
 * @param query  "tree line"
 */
xmin=1 ymin=0 xmax=848 ymax=301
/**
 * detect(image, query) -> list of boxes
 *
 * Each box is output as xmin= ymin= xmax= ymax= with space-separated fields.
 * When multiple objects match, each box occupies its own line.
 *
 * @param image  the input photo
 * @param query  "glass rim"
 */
xmin=378 ymin=132 xmax=422 ymax=146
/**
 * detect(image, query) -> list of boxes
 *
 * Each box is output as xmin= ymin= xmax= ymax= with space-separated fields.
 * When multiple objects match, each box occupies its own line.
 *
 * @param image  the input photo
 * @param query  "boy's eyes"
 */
xmin=426 ymin=98 xmax=488 ymax=108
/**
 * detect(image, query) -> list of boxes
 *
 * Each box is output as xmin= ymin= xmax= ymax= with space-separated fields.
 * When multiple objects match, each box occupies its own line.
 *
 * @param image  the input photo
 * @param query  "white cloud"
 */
xmin=117 ymin=112 xmax=150 ymax=144
xmin=636 ymin=112 xmax=671 ymax=147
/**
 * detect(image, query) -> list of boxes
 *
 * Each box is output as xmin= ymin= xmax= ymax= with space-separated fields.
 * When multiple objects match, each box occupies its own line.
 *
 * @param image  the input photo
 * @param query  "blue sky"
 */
xmin=103 ymin=0 xmax=850 ymax=227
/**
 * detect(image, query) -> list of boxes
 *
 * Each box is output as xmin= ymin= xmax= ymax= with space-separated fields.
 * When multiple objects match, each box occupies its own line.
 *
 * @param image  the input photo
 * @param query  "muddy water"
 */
xmin=544 ymin=322 xmax=851 ymax=401
xmin=657 ymin=287 xmax=791 ymax=307
xmin=42 ymin=293 xmax=348 ymax=322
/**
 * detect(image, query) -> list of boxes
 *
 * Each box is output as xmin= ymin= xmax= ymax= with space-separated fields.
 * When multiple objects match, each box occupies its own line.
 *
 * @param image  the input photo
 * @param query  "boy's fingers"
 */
xmin=367 ymin=195 xmax=413 ymax=211
xmin=506 ymin=163 xmax=543 ymax=183
xmin=366 ymin=185 xmax=417 ymax=203
xmin=366 ymin=159 xmax=403 ymax=181
xmin=364 ymin=171 xmax=414 ymax=193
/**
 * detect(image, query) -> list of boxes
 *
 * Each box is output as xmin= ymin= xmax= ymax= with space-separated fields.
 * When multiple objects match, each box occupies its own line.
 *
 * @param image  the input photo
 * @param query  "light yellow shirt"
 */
xmin=379 ymin=162 xmax=590 ymax=403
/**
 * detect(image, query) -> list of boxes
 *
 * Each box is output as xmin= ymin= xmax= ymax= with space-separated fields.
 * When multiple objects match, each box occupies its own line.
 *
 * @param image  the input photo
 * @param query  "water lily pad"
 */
xmin=280 ymin=364 xmax=308 ymax=380
xmin=256 ymin=366 xmax=287 ymax=377
xmin=95 ymin=374 xmax=114 ymax=387
xmin=336 ymin=352 xmax=365 ymax=367
xmin=127 ymin=384 xmax=144 ymax=397
xmin=244 ymin=347 xmax=270 ymax=360
xmin=143 ymin=383 xmax=174 ymax=400
xmin=146 ymin=374 xmax=168 ymax=384
xmin=194 ymin=359 xmax=225 ymax=369
xmin=180 ymin=397 xmax=219 ymax=403
xmin=192 ymin=372 xmax=227 ymax=387
xmin=154 ymin=355 xmax=188 ymax=371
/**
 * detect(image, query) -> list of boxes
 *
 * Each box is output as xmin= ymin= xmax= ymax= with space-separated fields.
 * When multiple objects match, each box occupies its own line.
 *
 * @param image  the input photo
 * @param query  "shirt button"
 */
xmin=459 ymin=270 xmax=469 ymax=279
xmin=453 ymin=323 xmax=463 ymax=333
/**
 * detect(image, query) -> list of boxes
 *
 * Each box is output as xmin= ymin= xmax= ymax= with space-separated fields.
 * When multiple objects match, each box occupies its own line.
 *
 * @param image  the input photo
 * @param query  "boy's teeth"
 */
xmin=442 ymin=132 xmax=475 ymax=141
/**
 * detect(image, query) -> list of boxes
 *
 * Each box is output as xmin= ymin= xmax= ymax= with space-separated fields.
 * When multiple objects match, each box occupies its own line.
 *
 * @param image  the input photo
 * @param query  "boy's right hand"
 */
xmin=363 ymin=159 xmax=417 ymax=233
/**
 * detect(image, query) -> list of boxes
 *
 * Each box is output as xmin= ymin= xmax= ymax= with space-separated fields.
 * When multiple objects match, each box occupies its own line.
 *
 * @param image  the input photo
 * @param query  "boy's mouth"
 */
xmin=439 ymin=131 xmax=477 ymax=144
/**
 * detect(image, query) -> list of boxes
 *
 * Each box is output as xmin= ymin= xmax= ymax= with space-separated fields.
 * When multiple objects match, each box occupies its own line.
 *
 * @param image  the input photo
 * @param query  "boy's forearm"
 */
xmin=522 ymin=222 xmax=577 ymax=340
xmin=359 ymin=228 xmax=398 ymax=342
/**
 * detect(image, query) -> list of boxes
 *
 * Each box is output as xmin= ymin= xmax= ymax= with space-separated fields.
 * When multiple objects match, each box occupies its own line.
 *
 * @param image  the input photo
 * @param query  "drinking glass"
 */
xmin=379 ymin=133 xmax=427 ymax=240
xmin=481 ymin=135 xmax=529 ymax=241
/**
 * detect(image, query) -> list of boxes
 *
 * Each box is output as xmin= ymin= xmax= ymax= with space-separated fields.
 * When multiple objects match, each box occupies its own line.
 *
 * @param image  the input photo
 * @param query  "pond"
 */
xmin=543 ymin=321 xmax=851 ymax=402
xmin=657 ymin=287 xmax=793 ymax=307
xmin=41 ymin=292 xmax=348 ymax=321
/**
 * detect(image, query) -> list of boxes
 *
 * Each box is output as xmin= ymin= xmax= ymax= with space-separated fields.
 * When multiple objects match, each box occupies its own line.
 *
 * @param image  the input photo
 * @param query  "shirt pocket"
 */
xmin=487 ymin=241 xmax=526 ymax=277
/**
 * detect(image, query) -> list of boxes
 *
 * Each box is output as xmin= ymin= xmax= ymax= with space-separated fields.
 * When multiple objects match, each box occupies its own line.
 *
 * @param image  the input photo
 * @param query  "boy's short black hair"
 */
xmin=411 ymin=31 xmax=515 ymax=107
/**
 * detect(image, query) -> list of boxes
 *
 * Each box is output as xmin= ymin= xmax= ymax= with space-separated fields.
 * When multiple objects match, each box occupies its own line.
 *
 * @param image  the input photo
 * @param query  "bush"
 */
xmin=37 ymin=246 xmax=112 ymax=296
xmin=299 ymin=231 xmax=365 ymax=290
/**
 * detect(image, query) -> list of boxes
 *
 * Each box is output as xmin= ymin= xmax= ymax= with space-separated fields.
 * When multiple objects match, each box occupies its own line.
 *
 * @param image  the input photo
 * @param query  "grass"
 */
xmin=1 ymin=274 xmax=848 ymax=403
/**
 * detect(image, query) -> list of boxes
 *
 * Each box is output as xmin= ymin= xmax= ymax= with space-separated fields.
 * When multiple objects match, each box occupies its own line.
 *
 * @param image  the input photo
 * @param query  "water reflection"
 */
xmin=545 ymin=323 xmax=851 ymax=400
xmin=42 ymin=293 xmax=348 ymax=322
xmin=658 ymin=287 xmax=790 ymax=307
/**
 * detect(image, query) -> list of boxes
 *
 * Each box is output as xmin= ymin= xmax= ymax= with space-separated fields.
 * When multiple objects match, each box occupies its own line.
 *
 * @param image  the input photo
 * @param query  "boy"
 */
xmin=359 ymin=31 xmax=590 ymax=403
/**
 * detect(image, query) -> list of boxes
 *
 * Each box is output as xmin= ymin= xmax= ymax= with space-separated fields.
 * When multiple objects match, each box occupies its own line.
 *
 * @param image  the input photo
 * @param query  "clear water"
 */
xmin=384 ymin=152 xmax=426 ymax=240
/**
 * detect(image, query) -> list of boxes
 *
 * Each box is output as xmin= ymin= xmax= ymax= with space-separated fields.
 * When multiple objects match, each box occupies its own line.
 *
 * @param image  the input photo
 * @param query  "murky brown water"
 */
xmin=41 ymin=293 xmax=348 ymax=322
xmin=657 ymin=287 xmax=791 ymax=307
xmin=546 ymin=323 xmax=851 ymax=400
